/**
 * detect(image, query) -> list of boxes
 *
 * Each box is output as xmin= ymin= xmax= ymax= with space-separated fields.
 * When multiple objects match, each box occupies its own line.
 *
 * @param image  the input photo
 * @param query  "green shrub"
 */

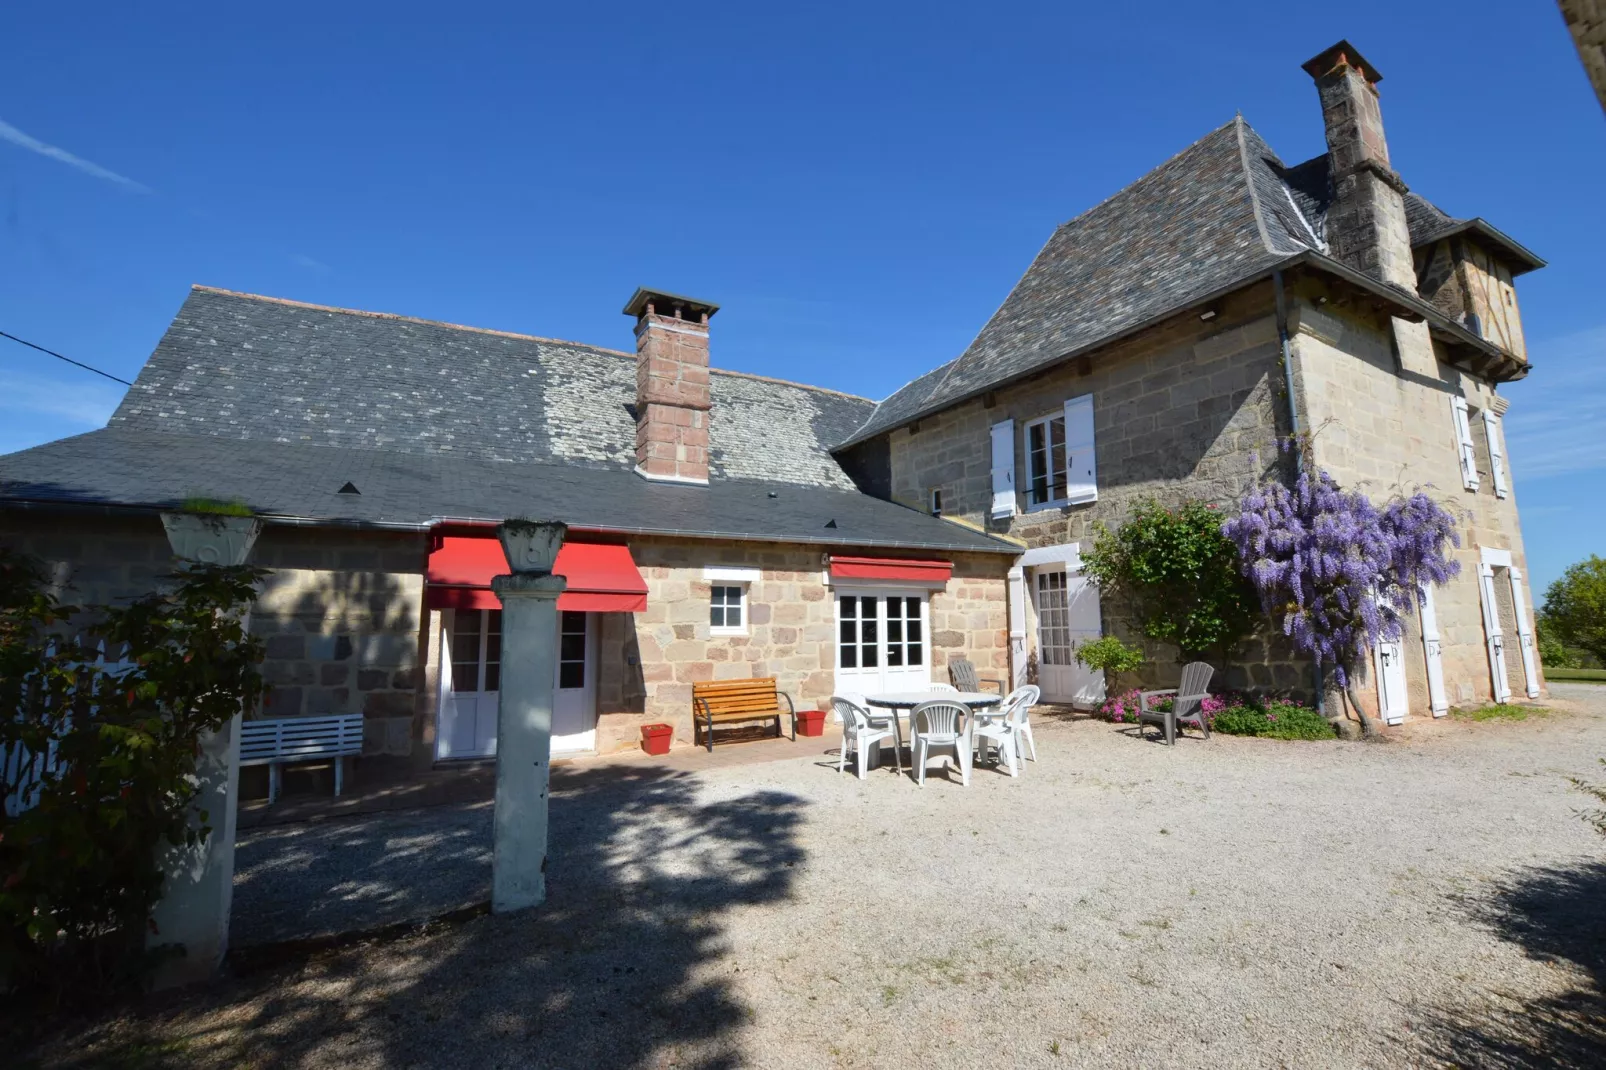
xmin=0 ymin=549 xmax=266 ymax=1005
xmin=1210 ymin=700 xmax=1336 ymax=741
xmin=1073 ymin=636 xmax=1144 ymax=695
xmin=1082 ymin=498 xmax=1259 ymax=660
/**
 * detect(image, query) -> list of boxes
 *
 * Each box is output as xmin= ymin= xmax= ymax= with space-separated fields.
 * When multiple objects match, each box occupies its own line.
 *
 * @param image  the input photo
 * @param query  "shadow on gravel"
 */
xmin=1413 ymin=860 xmax=1606 ymax=1069
xmin=34 ymin=763 xmax=806 ymax=1070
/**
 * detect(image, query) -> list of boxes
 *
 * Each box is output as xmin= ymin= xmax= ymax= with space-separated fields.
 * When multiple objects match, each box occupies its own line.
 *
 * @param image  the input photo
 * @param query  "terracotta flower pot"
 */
xmin=797 ymin=709 xmax=826 ymax=737
xmin=640 ymin=723 xmax=673 ymax=756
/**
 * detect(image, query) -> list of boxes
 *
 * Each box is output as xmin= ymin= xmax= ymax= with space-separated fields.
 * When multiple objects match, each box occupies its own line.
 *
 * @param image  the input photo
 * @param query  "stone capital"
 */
xmin=491 ymin=572 xmax=568 ymax=601
xmin=159 ymin=513 xmax=261 ymax=566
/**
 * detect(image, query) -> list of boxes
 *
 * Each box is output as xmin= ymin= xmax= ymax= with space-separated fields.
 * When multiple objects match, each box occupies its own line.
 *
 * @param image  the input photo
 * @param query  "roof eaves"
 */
xmin=1411 ymin=218 xmax=1546 ymax=275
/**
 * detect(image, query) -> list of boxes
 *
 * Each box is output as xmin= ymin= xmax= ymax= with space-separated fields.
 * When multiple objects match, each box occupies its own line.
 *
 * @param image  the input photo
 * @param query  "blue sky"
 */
xmin=1 ymin=2 xmax=1601 ymax=595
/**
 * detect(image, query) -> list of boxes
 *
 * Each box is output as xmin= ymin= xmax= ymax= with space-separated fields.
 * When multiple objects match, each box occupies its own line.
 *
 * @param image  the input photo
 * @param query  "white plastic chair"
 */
xmin=927 ymin=682 xmax=960 ymax=694
xmin=1003 ymin=684 xmax=1040 ymax=761
xmin=834 ymin=695 xmax=900 ymax=780
xmin=973 ymin=686 xmax=1038 ymax=777
xmin=910 ymin=699 xmax=971 ymax=787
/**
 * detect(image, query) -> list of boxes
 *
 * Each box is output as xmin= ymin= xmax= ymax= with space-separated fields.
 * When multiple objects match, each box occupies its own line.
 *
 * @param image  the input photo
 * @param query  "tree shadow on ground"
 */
xmin=30 ymin=763 xmax=805 ymax=1070
xmin=1410 ymin=860 xmax=1606 ymax=1069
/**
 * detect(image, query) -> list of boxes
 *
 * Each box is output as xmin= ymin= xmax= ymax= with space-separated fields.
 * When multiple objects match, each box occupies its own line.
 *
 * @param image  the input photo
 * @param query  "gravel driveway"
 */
xmin=30 ymin=685 xmax=1606 ymax=1069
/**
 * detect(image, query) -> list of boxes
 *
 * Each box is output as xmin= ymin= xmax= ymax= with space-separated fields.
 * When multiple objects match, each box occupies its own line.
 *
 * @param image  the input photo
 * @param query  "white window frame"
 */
xmin=704 ymin=566 xmax=760 ymax=637
xmin=1024 ymin=412 xmax=1068 ymax=510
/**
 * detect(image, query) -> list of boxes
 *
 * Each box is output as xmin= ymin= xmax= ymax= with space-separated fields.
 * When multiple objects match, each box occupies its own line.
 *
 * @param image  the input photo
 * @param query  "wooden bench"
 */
xmin=692 ymin=678 xmax=796 ymax=752
xmin=240 ymin=714 xmax=364 ymax=803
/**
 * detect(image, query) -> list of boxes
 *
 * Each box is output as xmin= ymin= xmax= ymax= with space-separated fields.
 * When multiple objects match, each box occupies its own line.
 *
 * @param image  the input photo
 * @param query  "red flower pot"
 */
xmin=797 ymin=709 xmax=826 ymax=737
xmin=640 ymin=723 xmax=673 ymax=756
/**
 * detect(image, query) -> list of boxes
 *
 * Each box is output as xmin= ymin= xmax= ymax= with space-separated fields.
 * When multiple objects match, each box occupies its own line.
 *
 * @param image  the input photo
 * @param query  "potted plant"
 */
xmin=640 ymin=723 xmax=673 ymax=755
xmin=797 ymin=707 xmax=827 ymax=737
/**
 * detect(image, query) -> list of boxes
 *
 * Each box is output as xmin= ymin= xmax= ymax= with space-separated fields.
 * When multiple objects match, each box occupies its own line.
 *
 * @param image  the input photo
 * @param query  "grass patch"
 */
xmin=1453 ymin=703 xmax=1547 ymax=722
xmin=179 ymin=495 xmax=253 ymax=517
xmin=1546 ymin=668 xmax=1606 ymax=683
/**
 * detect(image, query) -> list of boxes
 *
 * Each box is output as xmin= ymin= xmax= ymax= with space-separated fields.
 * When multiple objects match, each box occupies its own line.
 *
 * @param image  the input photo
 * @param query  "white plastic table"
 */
xmin=864 ymin=691 xmax=1003 ymax=753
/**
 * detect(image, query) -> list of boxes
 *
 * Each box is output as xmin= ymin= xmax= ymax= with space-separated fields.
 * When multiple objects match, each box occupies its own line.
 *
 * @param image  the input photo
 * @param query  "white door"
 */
xmin=552 ymin=610 xmax=597 ymax=754
xmin=1374 ymin=636 xmax=1409 ymax=725
xmin=1478 ymin=564 xmax=1512 ymax=703
xmin=439 ymin=608 xmax=501 ymax=759
xmin=436 ymin=607 xmax=597 ymax=760
xmin=834 ymin=591 xmax=930 ymax=695
xmin=1034 ymin=569 xmax=1105 ymax=706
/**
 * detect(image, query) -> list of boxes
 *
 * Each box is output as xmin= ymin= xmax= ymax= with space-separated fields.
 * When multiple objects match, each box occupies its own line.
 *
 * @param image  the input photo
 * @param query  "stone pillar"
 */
xmin=148 ymin=512 xmax=261 ymax=988
xmin=489 ymin=520 xmax=567 ymax=913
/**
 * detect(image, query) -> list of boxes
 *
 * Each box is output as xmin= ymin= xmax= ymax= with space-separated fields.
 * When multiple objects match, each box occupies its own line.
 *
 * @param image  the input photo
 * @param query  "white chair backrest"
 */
xmin=927 ymin=682 xmax=960 ymax=694
xmin=832 ymin=695 xmax=871 ymax=731
xmin=913 ymin=700 xmax=968 ymax=741
xmin=832 ymin=692 xmax=869 ymax=724
xmin=1003 ymin=684 xmax=1040 ymax=726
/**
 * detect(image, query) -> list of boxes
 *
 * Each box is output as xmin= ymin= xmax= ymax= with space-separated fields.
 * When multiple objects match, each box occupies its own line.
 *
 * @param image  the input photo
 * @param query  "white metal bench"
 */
xmin=240 ymin=714 xmax=364 ymax=803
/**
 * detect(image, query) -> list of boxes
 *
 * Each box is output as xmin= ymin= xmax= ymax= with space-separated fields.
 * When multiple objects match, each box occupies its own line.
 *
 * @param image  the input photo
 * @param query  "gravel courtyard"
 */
xmin=30 ymin=685 xmax=1606 ymax=1069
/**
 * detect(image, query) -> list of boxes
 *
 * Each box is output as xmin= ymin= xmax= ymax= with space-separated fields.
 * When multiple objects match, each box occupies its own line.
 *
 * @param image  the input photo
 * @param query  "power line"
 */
xmin=0 ymin=328 xmax=133 ymax=387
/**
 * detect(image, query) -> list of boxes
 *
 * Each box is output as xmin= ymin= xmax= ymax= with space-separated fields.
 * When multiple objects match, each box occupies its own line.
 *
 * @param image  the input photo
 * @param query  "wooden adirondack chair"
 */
xmin=1137 ymin=662 xmax=1215 ymax=745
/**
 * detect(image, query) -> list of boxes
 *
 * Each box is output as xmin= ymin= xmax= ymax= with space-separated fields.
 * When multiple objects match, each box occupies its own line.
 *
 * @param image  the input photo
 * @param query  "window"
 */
xmin=710 ymin=584 xmax=746 ymax=634
xmin=837 ymin=595 xmax=878 ymax=669
xmin=1026 ymin=414 xmax=1068 ymax=507
xmin=884 ymin=595 xmax=924 ymax=668
xmin=558 ymin=610 xmax=585 ymax=689
xmin=1035 ymin=572 xmax=1073 ymax=665
xmin=929 ymin=488 xmax=943 ymax=516
xmin=450 ymin=609 xmax=501 ymax=693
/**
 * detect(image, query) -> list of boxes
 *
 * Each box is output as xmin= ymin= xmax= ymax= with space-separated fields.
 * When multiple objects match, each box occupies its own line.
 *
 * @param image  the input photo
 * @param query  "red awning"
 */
xmin=426 ymin=536 xmax=648 ymax=613
xmin=828 ymin=555 xmax=953 ymax=586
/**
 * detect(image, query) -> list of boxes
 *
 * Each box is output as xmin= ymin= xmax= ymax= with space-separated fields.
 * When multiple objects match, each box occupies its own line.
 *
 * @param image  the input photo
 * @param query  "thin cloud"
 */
xmin=1502 ymin=324 xmax=1606 ymax=480
xmin=0 ymin=117 xmax=150 ymax=193
xmin=291 ymin=253 xmax=331 ymax=273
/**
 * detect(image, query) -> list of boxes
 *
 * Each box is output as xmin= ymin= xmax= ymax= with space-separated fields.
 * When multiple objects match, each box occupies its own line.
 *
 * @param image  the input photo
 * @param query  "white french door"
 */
xmin=440 ymin=609 xmax=502 ymax=759
xmin=436 ymin=608 xmax=596 ymax=760
xmin=834 ymin=591 xmax=931 ymax=695
xmin=1033 ymin=568 xmax=1104 ymax=705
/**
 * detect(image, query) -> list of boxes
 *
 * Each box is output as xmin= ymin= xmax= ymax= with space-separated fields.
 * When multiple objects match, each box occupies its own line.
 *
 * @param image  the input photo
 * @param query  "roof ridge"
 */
xmin=1233 ymin=114 xmax=1280 ymax=256
xmin=189 ymin=285 xmax=873 ymax=403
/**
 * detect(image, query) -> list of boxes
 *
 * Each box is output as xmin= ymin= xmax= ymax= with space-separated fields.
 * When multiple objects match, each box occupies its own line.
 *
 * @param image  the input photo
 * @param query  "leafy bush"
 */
xmin=1082 ymin=499 xmax=1259 ymax=660
xmin=1210 ymin=700 xmax=1335 ymax=740
xmin=1074 ymin=636 xmax=1144 ymax=695
xmin=0 ymin=549 xmax=266 ymax=1004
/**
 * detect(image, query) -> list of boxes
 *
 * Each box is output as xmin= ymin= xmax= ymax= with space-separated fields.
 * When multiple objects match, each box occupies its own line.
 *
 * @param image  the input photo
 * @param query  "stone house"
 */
xmin=0 ymin=39 xmax=1545 ymax=785
xmin=836 ymin=40 xmax=1547 ymax=718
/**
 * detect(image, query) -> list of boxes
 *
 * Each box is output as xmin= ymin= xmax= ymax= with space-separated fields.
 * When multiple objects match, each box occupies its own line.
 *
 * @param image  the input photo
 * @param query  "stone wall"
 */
xmin=0 ymin=513 xmax=431 ymax=762
xmin=1287 ymin=280 xmax=1544 ymax=716
xmin=589 ymin=536 xmax=1011 ymax=753
xmin=884 ymin=283 xmax=1307 ymax=694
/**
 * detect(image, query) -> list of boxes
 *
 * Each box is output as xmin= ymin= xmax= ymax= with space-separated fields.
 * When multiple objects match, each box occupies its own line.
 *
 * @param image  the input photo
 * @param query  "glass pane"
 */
xmin=561 ymin=634 xmax=585 ymax=662
xmin=484 ymin=663 xmax=501 ymax=691
xmin=840 ymin=597 xmax=857 ymax=619
xmin=841 ymin=644 xmax=857 ymax=668
xmin=559 ymin=662 xmax=584 ymax=689
xmin=888 ymin=644 xmax=903 ymax=667
xmin=452 ymin=661 xmax=479 ymax=693
xmin=727 ymin=604 xmax=741 ymax=627
xmin=485 ymin=630 xmax=501 ymax=665
xmin=907 ymin=618 xmax=922 ymax=643
xmin=840 ymin=618 xmax=856 ymax=643
xmin=711 ymin=604 xmax=726 ymax=627
xmin=908 ymin=643 xmax=923 ymax=666
xmin=561 ymin=611 xmax=585 ymax=634
xmin=862 ymin=614 xmax=877 ymax=644
xmin=487 ymin=610 xmax=503 ymax=635
xmin=888 ymin=616 xmax=903 ymax=644
xmin=862 ymin=643 xmax=878 ymax=668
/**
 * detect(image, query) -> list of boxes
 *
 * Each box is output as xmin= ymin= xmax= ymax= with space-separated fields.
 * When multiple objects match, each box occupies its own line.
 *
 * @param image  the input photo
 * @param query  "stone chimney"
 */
xmin=1302 ymin=41 xmax=1417 ymax=293
xmin=624 ymin=287 xmax=719 ymax=484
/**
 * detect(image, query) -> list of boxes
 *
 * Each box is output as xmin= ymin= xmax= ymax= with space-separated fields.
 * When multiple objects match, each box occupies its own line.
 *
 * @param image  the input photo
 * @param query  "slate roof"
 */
xmin=109 ymin=287 xmax=874 ymax=490
xmin=0 ymin=429 xmax=1012 ymax=553
xmin=839 ymin=117 xmax=1535 ymax=447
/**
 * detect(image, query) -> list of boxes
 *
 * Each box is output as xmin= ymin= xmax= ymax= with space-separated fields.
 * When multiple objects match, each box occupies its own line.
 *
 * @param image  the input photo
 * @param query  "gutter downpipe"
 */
xmin=1273 ymin=269 xmax=1322 ymax=717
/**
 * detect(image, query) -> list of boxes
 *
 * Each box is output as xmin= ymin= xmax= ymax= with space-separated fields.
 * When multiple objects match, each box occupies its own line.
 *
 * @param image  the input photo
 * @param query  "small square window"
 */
xmin=929 ymin=488 xmax=943 ymax=516
xmin=710 ymin=584 xmax=748 ymax=634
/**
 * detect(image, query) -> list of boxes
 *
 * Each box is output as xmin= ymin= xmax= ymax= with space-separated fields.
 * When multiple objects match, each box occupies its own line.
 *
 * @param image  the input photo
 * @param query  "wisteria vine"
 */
xmin=1221 ymin=469 xmax=1460 ymax=695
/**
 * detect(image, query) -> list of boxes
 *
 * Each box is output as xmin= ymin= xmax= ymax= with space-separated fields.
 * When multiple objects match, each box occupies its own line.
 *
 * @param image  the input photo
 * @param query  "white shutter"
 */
xmin=1482 ymin=411 xmax=1508 ymax=499
xmin=1062 ymin=394 xmax=1097 ymax=505
xmin=1418 ymin=583 xmax=1449 ymax=716
xmin=1065 ymin=569 xmax=1106 ymax=705
xmin=990 ymin=419 xmax=1017 ymax=519
xmin=1451 ymin=397 xmax=1479 ymax=491
xmin=1372 ymin=591 xmax=1409 ymax=725
xmin=1477 ymin=563 xmax=1511 ymax=702
xmin=1007 ymin=565 xmax=1028 ymax=689
xmin=1508 ymin=568 xmax=1540 ymax=698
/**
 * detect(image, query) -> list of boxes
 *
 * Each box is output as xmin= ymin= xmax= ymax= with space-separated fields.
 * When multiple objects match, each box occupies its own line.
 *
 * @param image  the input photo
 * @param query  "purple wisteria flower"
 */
xmin=1221 ymin=469 xmax=1460 ymax=689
